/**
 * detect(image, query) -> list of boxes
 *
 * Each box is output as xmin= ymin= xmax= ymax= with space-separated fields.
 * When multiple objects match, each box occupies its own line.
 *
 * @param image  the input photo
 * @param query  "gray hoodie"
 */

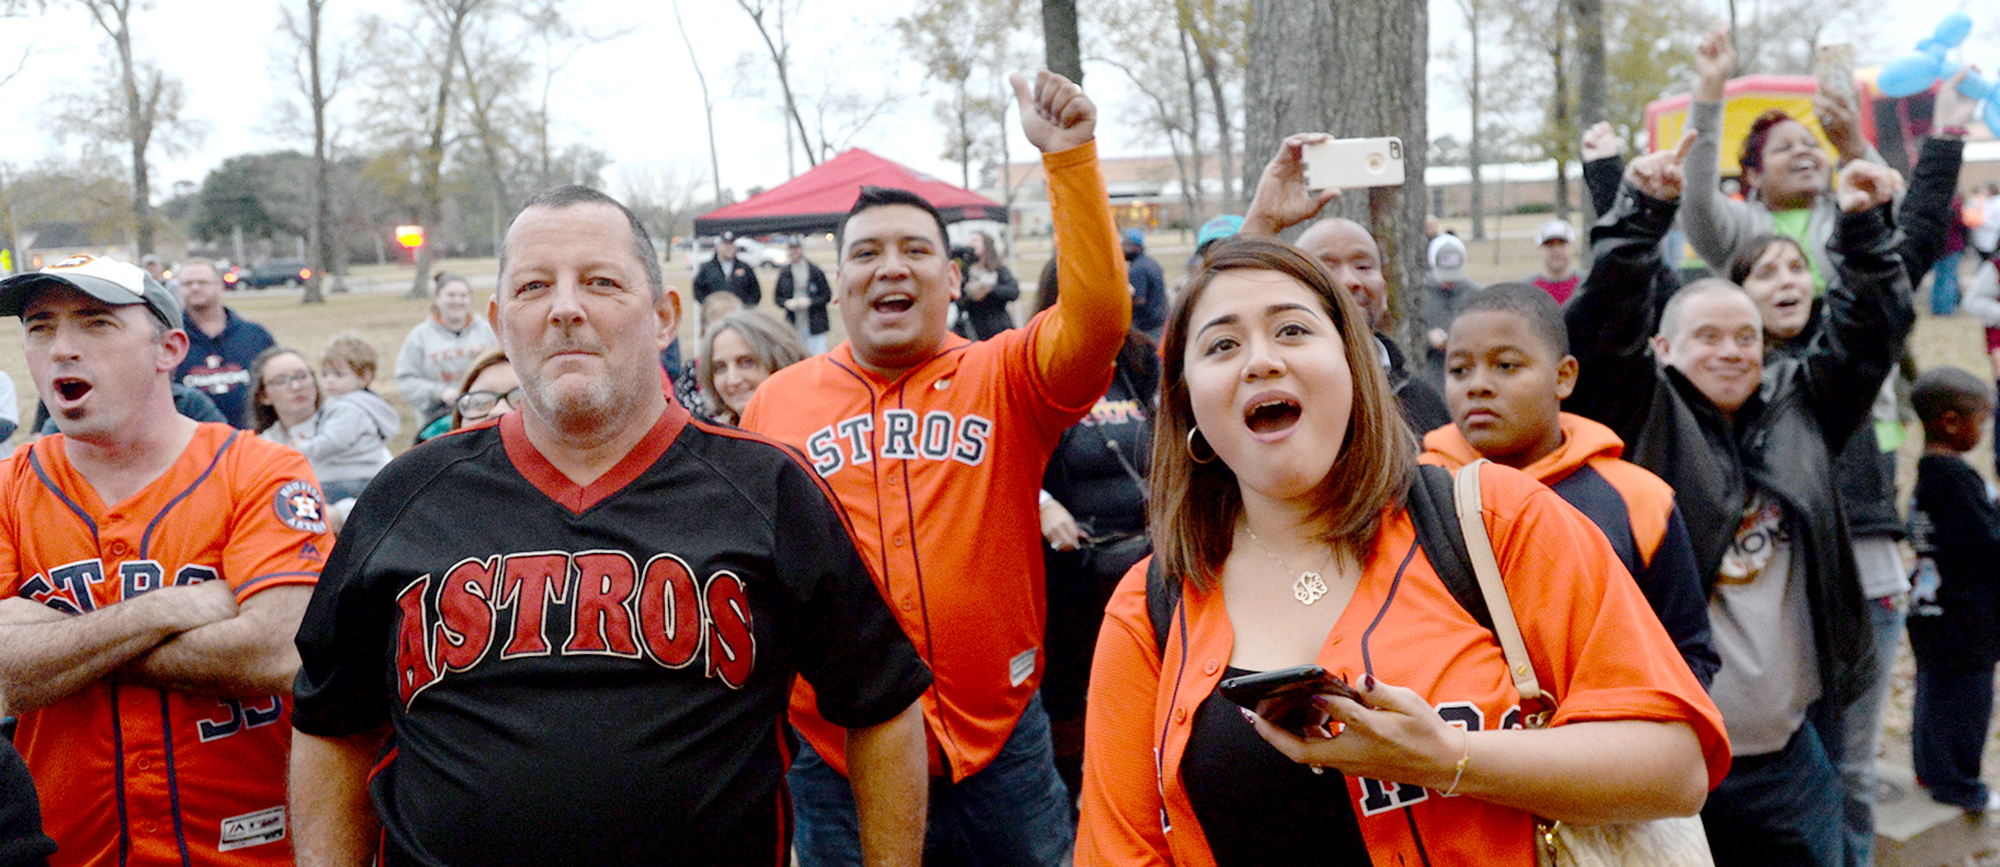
xmin=395 ymin=315 xmax=498 ymax=425
xmin=276 ymin=389 xmax=399 ymax=485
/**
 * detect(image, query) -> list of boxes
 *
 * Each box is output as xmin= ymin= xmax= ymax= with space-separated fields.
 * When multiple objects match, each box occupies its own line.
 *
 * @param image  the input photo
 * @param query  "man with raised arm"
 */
xmin=740 ymin=71 xmax=1128 ymax=865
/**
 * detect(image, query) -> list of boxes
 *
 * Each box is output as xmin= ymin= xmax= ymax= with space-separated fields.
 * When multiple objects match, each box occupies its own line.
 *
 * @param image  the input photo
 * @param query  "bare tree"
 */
xmin=1173 ymin=0 xmax=1247 ymax=211
xmin=1448 ymin=0 xmax=1487 ymax=239
xmin=519 ymin=0 xmax=634 ymax=191
xmin=620 ymin=158 xmax=711 ymax=248
xmin=898 ymin=0 xmax=1029 ymax=190
xmin=277 ymin=0 xmax=353 ymax=302
xmin=67 ymin=0 xmax=193 ymax=256
xmin=671 ymin=0 xmax=724 ymax=206
xmin=357 ymin=0 xmax=489 ymax=298
xmin=735 ymin=0 xmax=816 ymax=172
xmin=1245 ymin=0 xmax=1428 ymax=346
xmin=455 ymin=17 xmax=533 ymax=255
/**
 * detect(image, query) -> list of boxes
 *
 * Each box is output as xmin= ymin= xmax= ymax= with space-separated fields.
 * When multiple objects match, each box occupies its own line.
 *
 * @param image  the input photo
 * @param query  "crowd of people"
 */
xmin=0 ymin=23 xmax=1998 ymax=867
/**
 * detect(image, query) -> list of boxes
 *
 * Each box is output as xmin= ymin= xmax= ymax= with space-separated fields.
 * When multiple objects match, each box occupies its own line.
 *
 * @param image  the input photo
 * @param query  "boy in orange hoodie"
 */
xmin=1423 ymin=282 xmax=1718 ymax=684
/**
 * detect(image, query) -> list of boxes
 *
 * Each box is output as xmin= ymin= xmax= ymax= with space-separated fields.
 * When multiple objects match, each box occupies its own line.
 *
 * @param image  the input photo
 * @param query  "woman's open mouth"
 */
xmin=1244 ymin=396 xmax=1302 ymax=435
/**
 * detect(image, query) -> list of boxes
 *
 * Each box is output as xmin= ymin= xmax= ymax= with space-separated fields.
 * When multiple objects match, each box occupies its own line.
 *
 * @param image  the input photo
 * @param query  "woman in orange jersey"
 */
xmin=1075 ymin=239 xmax=1730 ymax=866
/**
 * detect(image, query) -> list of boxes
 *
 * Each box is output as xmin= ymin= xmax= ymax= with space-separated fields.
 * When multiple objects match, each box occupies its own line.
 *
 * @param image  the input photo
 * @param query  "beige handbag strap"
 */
xmin=1452 ymin=461 xmax=1552 ymax=717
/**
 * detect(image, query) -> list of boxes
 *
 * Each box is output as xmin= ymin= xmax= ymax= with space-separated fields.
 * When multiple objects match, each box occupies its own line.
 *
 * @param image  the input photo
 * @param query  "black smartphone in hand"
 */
xmin=1218 ymin=665 xmax=1363 ymax=734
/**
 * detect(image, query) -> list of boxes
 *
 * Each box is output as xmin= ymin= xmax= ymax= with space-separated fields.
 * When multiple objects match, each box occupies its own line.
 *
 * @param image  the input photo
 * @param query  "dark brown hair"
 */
xmin=249 ymin=346 xmax=317 ymax=432
xmin=451 ymin=348 xmax=515 ymax=430
xmin=1150 ymin=238 xmax=1414 ymax=589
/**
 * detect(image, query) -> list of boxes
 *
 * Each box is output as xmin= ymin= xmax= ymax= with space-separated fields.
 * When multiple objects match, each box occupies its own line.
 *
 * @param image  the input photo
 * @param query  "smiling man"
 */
xmin=740 ymin=71 xmax=1129 ymax=865
xmin=0 ymin=255 xmax=327 ymax=867
xmin=288 ymin=186 xmax=931 ymax=867
xmin=1565 ymin=143 xmax=1912 ymax=867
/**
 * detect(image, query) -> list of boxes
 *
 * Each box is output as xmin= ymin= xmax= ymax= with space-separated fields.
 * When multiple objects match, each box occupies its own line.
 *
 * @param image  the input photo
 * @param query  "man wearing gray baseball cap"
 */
xmin=3 ymin=257 xmax=227 ymax=434
xmin=0 ymin=252 xmax=328 ymax=866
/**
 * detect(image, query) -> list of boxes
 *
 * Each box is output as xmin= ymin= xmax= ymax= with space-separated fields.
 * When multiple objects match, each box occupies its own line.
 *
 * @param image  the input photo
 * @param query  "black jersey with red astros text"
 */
xmin=291 ymin=405 xmax=930 ymax=867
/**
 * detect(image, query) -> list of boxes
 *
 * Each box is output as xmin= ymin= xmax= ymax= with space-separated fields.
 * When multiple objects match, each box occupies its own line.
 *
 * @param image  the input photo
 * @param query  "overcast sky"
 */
xmin=0 ymin=0 xmax=1987 ymax=208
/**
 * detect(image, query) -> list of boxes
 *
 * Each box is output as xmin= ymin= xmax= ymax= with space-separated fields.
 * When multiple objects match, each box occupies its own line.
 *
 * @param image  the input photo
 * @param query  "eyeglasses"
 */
xmin=264 ymin=371 xmax=315 ymax=390
xmin=457 ymin=387 xmax=524 ymax=417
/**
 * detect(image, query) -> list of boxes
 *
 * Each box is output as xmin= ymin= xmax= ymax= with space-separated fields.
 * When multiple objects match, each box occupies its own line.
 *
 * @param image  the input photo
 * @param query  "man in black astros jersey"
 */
xmin=287 ymin=185 xmax=931 ymax=867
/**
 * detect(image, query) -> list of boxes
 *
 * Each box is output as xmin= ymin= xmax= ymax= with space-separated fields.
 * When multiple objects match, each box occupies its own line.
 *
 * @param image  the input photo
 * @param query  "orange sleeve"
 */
xmin=0 ymin=455 xmax=19 ymax=596
xmin=223 ymin=443 xmax=330 ymax=601
xmin=1032 ymin=140 xmax=1132 ymax=410
xmin=1075 ymin=560 xmax=1175 ymax=867
xmin=1482 ymin=469 xmax=1733 ymax=788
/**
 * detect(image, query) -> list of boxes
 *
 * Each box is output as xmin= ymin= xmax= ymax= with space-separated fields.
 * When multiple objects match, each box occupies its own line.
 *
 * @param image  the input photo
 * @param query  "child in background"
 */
xmin=1422 ymin=282 xmax=1718 ymax=684
xmin=1906 ymin=366 xmax=2000 ymax=812
xmin=299 ymin=332 xmax=398 ymax=511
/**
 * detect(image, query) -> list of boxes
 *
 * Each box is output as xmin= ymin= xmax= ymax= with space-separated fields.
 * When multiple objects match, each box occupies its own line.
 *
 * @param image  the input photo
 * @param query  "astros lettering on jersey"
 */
xmin=0 ymin=424 xmax=329 ymax=867
xmin=742 ymin=141 xmax=1130 ymax=782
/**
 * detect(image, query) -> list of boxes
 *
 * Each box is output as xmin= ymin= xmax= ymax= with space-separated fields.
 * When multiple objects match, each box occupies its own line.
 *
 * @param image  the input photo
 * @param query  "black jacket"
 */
xmin=1381 ymin=334 xmax=1451 ymax=437
xmin=958 ymin=264 xmax=1020 ymax=340
xmin=1564 ymin=185 xmax=1913 ymax=708
xmin=693 ymin=256 xmax=762 ymax=308
xmin=773 ymin=261 xmax=833 ymax=336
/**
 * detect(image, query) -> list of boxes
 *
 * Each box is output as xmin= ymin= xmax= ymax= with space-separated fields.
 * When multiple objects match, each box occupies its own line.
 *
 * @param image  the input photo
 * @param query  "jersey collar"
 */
xmin=499 ymin=402 xmax=690 ymax=514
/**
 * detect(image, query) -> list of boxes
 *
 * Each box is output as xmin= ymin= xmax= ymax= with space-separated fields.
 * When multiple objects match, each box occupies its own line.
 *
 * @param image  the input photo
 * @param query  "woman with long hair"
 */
xmin=1076 ymin=239 xmax=1728 ymax=865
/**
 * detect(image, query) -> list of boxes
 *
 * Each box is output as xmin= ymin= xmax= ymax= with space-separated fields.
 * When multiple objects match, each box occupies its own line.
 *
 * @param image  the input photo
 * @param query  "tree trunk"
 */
xmin=1177 ymin=0 xmax=1236 ymax=211
xmin=1572 ymin=0 xmax=1605 ymax=228
xmin=1549 ymin=6 xmax=1572 ymax=223
xmin=303 ymin=0 xmax=329 ymax=303
xmin=1466 ymin=0 xmax=1484 ymax=241
xmin=1175 ymin=22 xmax=1206 ymax=220
xmin=1041 ymin=0 xmax=1082 ymax=84
xmin=740 ymin=3 xmax=818 ymax=170
xmin=1246 ymin=0 xmax=1428 ymax=346
xmin=112 ymin=14 xmax=154 ymax=255
xmin=671 ymin=0 xmax=724 ymax=206
xmin=410 ymin=4 xmax=471 ymax=299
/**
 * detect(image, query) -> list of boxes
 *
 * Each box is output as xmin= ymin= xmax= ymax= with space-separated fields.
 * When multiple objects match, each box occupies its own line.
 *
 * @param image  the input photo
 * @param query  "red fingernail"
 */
xmin=1310 ymin=694 xmax=1330 ymax=708
xmin=1362 ymin=674 xmax=1377 ymax=691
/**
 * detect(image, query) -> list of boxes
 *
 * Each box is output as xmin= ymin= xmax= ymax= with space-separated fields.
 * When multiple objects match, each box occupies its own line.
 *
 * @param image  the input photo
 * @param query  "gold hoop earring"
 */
xmin=1186 ymin=427 xmax=1217 ymax=464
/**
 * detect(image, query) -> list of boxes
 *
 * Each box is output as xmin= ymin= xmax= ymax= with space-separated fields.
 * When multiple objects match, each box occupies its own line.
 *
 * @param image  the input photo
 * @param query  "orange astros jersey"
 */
xmin=0 ymin=423 xmax=329 ymax=867
xmin=741 ymin=143 xmax=1127 ymax=782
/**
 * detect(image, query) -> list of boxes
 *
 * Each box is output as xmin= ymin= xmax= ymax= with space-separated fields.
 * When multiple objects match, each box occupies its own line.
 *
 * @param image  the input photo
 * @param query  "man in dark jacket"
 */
xmin=1240 ymin=133 xmax=1453 ymax=438
xmin=774 ymin=239 xmax=833 ymax=354
xmin=692 ymin=234 xmax=762 ymax=308
xmin=1121 ymin=229 xmax=1167 ymax=339
xmin=1564 ymin=141 xmax=1912 ymax=867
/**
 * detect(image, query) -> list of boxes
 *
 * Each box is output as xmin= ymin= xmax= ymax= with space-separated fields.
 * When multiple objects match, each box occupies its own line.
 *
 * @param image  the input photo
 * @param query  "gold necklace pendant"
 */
xmin=1293 ymin=570 xmax=1329 ymax=605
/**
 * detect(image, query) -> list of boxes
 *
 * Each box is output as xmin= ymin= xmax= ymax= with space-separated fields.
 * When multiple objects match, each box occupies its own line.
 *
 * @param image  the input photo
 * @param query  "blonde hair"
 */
xmin=320 ymin=331 xmax=378 ymax=382
xmin=699 ymin=311 xmax=809 ymax=424
xmin=1149 ymin=238 xmax=1414 ymax=590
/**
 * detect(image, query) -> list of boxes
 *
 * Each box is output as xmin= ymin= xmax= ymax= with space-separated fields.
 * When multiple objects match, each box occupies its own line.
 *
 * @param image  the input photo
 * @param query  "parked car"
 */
xmin=685 ymin=236 xmax=788 ymax=271
xmin=239 ymin=260 xmax=313 ymax=289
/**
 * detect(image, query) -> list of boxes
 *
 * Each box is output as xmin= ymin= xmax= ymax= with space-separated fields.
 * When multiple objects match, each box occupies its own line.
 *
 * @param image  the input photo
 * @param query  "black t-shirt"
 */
xmin=292 ymin=406 xmax=930 ymax=867
xmin=1042 ymin=363 xmax=1152 ymax=537
xmin=1182 ymin=666 xmax=1369 ymax=866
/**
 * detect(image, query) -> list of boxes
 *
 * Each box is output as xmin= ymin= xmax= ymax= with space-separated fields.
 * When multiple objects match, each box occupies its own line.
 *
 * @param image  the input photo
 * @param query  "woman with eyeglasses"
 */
xmin=251 ymin=348 xmax=322 ymax=447
xmin=451 ymin=350 xmax=519 ymax=430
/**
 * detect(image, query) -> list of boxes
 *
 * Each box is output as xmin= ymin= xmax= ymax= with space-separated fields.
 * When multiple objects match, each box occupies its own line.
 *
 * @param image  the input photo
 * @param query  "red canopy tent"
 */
xmin=694 ymin=148 xmax=1007 ymax=238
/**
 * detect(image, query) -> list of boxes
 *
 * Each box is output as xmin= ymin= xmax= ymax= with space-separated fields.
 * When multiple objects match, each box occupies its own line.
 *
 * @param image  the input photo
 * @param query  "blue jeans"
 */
xmin=1912 ymin=662 xmax=1996 ymax=810
xmin=1703 ymin=719 xmax=1844 ymax=867
xmin=1932 ymin=251 xmax=1963 ymax=315
xmin=790 ymin=692 xmax=1073 ymax=867
xmin=1838 ymin=594 xmax=1904 ymax=867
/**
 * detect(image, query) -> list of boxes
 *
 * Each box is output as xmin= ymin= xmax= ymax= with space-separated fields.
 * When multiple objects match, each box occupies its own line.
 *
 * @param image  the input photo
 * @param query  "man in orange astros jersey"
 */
xmin=0 ymin=255 xmax=329 ymax=867
xmin=740 ymin=70 xmax=1129 ymax=865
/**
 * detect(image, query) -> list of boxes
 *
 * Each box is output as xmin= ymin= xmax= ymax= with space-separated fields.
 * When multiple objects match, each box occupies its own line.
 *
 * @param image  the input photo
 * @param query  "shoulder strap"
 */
xmin=1452 ymin=460 xmax=1553 ymax=721
xmin=1144 ymin=463 xmax=1498 ymax=655
xmin=1409 ymin=464 xmax=1491 ymax=631
xmin=1146 ymin=555 xmax=1178 ymax=658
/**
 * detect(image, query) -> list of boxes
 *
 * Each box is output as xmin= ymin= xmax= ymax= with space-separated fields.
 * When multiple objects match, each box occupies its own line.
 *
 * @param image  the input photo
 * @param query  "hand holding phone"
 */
xmin=1219 ymin=664 xmax=1364 ymax=735
xmin=1300 ymin=137 xmax=1405 ymax=191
